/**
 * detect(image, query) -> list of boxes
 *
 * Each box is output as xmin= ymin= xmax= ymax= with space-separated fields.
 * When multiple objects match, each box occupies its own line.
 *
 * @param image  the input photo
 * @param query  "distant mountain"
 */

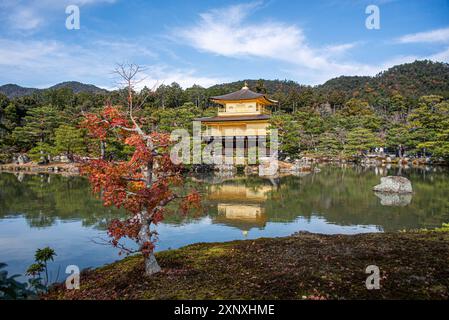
xmin=2 ymin=60 xmax=448 ymax=102
xmin=0 ymin=81 xmax=108 ymax=99
xmin=48 ymin=81 xmax=108 ymax=94
xmin=0 ymin=84 xmax=39 ymax=99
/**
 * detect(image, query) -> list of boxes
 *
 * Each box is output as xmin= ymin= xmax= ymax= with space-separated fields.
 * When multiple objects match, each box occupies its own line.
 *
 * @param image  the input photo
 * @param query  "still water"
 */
xmin=1 ymin=165 xmax=448 ymax=281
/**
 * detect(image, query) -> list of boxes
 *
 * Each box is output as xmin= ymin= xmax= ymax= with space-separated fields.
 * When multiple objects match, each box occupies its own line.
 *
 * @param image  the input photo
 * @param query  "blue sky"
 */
xmin=0 ymin=0 xmax=448 ymax=89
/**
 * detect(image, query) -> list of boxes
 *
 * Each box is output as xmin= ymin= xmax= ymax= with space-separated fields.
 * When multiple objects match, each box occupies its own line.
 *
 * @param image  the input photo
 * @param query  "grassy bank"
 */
xmin=45 ymin=231 xmax=449 ymax=300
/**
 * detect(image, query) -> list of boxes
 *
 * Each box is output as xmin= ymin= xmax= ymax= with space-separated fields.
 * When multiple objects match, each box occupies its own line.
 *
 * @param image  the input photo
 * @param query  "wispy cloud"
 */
xmin=176 ymin=2 xmax=449 ymax=84
xmin=174 ymin=2 xmax=377 ymax=82
xmin=0 ymin=38 xmax=111 ymax=87
xmin=321 ymin=43 xmax=359 ymax=58
xmin=0 ymin=37 xmax=223 ymax=89
xmin=133 ymin=65 xmax=226 ymax=90
xmin=7 ymin=7 xmax=43 ymax=31
xmin=0 ymin=0 xmax=116 ymax=31
xmin=176 ymin=2 xmax=329 ymax=69
xmin=397 ymin=27 xmax=449 ymax=44
xmin=1 ymin=1 xmax=448 ymax=88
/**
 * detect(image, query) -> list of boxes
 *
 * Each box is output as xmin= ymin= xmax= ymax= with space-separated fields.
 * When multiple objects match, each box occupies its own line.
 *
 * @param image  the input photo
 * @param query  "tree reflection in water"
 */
xmin=1 ymin=164 xmax=449 ymax=232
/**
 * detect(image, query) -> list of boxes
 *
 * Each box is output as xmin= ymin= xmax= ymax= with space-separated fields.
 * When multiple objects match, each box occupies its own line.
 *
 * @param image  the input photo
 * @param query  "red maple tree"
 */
xmin=81 ymin=64 xmax=200 ymax=275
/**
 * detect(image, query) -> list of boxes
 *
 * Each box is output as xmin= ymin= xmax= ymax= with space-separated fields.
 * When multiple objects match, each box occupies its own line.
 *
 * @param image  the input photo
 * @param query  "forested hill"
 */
xmin=208 ymin=79 xmax=305 ymax=96
xmin=2 ymin=60 xmax=448 ymax=102
xmin=1 ymin=60 xmax=448 ymax=110
xmin=0 ymin=81 xmax=107 ymax=98
xmin=317 ymin=60 xmax=449 ymax=100
xmin=209 ymin=60 xmax=449 ymax=104
xmin=48 ymin=81 xmax=108 ymax=94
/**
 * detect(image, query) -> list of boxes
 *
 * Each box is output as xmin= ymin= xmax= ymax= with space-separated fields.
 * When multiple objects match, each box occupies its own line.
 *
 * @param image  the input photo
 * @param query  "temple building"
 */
xmin=195 ymin=82 xmax=277 ymax=160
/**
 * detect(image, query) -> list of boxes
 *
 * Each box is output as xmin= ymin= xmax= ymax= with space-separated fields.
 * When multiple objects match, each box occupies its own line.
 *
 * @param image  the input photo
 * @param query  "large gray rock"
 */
xmin=374 ymin=192 xmax=412 ymax=206
xmin=373 ymin=176 xmax=413 ymax=194
xmin=59 ymin=155 xmax=70 ymax=163
xmin=16 ymin=154 xmax=30 ymax=165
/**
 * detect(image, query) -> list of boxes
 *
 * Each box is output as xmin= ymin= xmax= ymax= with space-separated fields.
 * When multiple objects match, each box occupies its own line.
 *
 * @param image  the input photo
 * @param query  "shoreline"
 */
xmin=0 ymin=162 xmax=80 ymax=175
xmin=1 ymin=155 xmax=446 ymax=177
xmin=44 ymin=231 xmax=449 ymax=300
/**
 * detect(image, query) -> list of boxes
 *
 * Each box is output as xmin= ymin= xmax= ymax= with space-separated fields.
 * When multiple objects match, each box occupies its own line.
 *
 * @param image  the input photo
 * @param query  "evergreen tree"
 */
xmin=317 ymin=132 xmax=342 ymax=156
xmin=12 ymin=106 xmax=61 ymax=150
xmin=385 ymin=125 xmax=411 ymax=155
xmin=28 ymin=142 xmax=55 ymax=163
xmin=54 ymin=125 xmax=85 ymax=161
xmin=408 ymin=95 xmax=449 ymax=155
xmin=269 ymin=113 xmax=301 ymax=159
xmin=345 ymin=127 xmax=381 ymax=156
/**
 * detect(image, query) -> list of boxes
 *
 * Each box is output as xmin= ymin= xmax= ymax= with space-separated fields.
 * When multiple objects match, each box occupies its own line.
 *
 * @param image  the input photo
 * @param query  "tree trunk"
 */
xmin=144 ymin=251 xmax=161 ymax=275
xmin=139 ymin=213 xmax=161 ymax=276
xmin=100 ymin=141 xmax=106 ymax=160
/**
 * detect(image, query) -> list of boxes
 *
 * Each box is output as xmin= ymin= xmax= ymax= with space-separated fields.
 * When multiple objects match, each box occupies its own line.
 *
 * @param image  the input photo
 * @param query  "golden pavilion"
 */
xmin=196 ymin=82 xmax=277 ymax=157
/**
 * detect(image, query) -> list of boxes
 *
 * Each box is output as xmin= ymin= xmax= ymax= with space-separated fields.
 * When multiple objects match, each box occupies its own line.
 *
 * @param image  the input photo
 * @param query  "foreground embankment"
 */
xmin=45 ymin=231 xmax=449 ymax=300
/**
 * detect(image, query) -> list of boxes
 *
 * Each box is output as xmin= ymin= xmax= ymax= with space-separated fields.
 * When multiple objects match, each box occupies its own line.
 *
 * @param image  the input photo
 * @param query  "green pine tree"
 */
xmin=345 ymin=127 xmax=381 ymax=156
xmin=12 ymin=106 xmax=61 ymax=150
xmin=54 ymin=125 xmax=85 ymax=161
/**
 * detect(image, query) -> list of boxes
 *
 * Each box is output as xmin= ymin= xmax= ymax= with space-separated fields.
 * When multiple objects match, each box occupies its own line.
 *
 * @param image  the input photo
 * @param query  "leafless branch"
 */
xmin=90 ymin=236 xmax=138 ymax=255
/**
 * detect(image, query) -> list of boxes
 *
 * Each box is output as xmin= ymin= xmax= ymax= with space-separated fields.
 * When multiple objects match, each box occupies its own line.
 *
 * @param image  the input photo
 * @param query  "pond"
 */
xmin=1 ymin=165 xmax=448 ymax=282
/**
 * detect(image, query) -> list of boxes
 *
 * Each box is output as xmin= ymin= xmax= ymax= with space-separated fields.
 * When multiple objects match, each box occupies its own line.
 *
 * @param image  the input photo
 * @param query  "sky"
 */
xmin=0 ymin=0 xmax=448 ymax=89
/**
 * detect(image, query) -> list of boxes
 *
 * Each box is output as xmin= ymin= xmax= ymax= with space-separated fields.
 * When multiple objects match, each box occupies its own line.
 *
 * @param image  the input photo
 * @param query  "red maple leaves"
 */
xmin=81 ymin=105 xmax=200 ymax=259
xmin=82 ymin=105 xmax=130 ymax=141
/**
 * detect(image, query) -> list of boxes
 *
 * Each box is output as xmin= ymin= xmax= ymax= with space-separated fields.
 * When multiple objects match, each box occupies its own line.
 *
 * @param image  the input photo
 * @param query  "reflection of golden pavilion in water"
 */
xmin=207 ymin=183 xmax=273 ymax=236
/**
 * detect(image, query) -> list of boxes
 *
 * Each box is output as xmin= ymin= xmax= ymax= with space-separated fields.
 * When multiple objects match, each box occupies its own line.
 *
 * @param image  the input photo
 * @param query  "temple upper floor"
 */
xmin=218 ymin=101 xmax=270 ymax=116
xmin=210 ymin=83 xmax=277 ymax=116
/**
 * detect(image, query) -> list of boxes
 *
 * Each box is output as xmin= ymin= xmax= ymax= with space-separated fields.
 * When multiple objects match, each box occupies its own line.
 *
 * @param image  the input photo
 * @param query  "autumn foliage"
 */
xmin=81 ymin=104 xmax=200 ymax=273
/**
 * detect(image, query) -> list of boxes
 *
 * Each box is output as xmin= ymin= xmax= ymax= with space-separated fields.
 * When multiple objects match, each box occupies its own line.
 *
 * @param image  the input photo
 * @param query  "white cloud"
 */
xmin=0 ymin=38 xmax=111 ymax=87
xmin=177 ymin=2 xmax=449 ymax=85
xmin=139 ymin=65 xmax=226 ymax=89
xmin=1 ymin=1 xmax=448 ymax=88
xmin=8 ymin=7 xmax=43 ymax=30
xmin=397 ymin=27 xmax=449 ymax=44
xmin=175 ymin=2 xmax=380 ymax=83
xmin=322 ymin=43 xmax=358 ymax=56
xmin=176 ymin=2 xmax=327 ymax=69
xmin=1 ymin=0 xmax=116 ymax=31
xmin=93 ymin=40 xmax=158 ymax=59
xmin=0 ymin=38 xmax=223 ymax=89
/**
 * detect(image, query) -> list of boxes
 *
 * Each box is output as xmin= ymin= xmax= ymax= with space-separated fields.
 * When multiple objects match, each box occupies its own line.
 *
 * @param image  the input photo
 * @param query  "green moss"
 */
xmin=45 ymin=231 xmax=449 ymax=300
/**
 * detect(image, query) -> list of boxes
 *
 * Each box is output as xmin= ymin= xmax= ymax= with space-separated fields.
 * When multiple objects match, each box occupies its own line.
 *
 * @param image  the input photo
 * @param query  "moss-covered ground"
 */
xmin=45 ymin=231 xmax=449 ymax=300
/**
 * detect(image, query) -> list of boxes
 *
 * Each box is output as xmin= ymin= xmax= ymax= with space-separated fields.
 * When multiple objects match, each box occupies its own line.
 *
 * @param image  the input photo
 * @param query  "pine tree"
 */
xmin=345 ymin=127 xmax=381 ymax=156
xmin=54 ymin=125 xmax=85 ymax=161
xmin=408 ymin=95 xmax=449 ymax=155
xmin=12 ymin=106 xmax=61 ymax=149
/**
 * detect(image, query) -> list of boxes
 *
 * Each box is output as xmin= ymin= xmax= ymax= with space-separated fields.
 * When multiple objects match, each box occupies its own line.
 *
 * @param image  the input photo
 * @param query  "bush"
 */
xmin=0 ymin=246 xmax=57 ymax=300
xmin=0 ymin=263 xmax=34 ymax=300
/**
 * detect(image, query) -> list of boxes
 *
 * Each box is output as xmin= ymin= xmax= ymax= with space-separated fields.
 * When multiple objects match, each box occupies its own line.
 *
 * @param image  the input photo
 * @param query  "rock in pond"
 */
xmin=373 ymin=176 xmax=413 ymax=194
xmin=374 ymin=192 xmax=412 ymax=206
xmin=16 ymin=154 xmax=30 ymax=165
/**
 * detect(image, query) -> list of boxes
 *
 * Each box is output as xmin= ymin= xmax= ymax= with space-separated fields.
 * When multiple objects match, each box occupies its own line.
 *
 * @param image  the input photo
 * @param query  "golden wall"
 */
xmin=205 ymin=121 xmax=269 ymax=137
